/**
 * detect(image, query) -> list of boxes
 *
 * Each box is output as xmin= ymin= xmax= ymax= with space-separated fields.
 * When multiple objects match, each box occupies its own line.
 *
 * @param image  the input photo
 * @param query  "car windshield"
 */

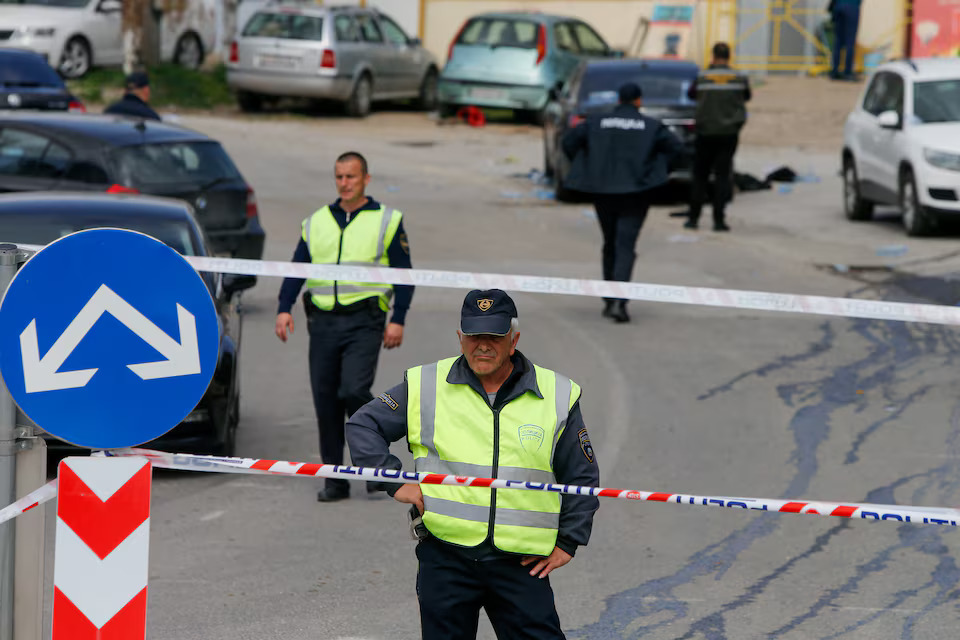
xmin=0 ymin=55 xmax=64 ymax=88
xmin=111 ymin=141 xmax=243 ymax=189
xmin=0 ymin=215 xmax=198 ymax=255
xmin=579 ymin=68 xmax=695 ymax=106
xmin=913 ymin=79 xmax=960 ymax=124
xmin=456 ymin=18 xmax=539 ymax=49
xmin=242 ymin=11 xmax=324 ymax=40
xmin=0 ymin=0 xmax=89 ymax=6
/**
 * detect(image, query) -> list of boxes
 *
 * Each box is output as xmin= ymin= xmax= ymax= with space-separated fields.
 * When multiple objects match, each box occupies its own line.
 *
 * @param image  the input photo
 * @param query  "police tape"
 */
xmin=14 ymin=245 xmax=960 ymax=328
xmin=103 ymin=448 xmax=960 ymax=528
xmin=0 ymin=479 xmax=57 ymax=526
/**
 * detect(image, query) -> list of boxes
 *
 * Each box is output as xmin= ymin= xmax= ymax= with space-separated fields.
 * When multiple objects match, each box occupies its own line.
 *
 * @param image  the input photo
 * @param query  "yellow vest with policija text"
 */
xmin=406 ymin=357 xmax=581 ymax=556
xmin=303 ymin=204 xmax=402 ymax=311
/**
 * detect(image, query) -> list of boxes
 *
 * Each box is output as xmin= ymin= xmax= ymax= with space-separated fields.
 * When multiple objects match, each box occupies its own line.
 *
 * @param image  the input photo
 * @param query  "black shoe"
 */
xmin=602 ymin=299 xmax=616 ymax=318
xmin=683 ymin=220 xmax=699 ymax=230
xmin=713 ymin=222 xmax=731 ymax=232
xmin=610 ymin=301 xmax=630 ymax=323
xmin=317 ymin=488 xmax=349 ymax=502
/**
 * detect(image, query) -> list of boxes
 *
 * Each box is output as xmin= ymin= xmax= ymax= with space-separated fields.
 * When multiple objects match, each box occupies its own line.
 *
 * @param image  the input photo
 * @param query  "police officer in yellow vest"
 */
xmin=346 ymin=289 xmax=600 ymax=639
xmin=276 ymin=151 xmax=414 ymax=503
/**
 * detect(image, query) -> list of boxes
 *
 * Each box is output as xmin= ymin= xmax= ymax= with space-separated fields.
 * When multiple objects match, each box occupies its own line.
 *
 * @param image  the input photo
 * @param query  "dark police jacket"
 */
xmin=688 ymin=63 xmax=751 ymax=137
xmin=104 ymin=93 xmax=161 ymax=121
xmin=561 ymin=103 xmax=685 ymax=194
xmin=346 ymin=351 xmax=600 ymax=559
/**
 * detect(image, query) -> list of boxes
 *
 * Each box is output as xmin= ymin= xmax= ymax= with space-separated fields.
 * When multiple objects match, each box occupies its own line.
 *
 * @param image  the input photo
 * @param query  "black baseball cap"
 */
xmin=460 ymin=289 xmax=518 ymax=336
xmin=618 ymin=82 xmax=643 ymax=103
xmin=125 ymin=71 xmax=150 ymax=89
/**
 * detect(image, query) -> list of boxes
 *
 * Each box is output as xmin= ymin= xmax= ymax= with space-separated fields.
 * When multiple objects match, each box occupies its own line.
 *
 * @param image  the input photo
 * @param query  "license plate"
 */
xmin=257 ymin=54 xmax=298 ymax=70
xmin=469 ymin=87 xmax=507 ymax=101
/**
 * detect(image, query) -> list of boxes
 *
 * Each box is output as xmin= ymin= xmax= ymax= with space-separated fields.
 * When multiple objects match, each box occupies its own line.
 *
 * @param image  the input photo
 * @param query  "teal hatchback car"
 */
xmin=438 ymin=12 xmax=620 ymax=123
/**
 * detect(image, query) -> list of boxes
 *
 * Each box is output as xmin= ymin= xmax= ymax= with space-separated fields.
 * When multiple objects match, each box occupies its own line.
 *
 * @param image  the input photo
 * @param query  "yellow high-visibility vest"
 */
xmin=303 ymin=204 xmax=402 ymax=311
xmin=406 ymin=357 xmax=581 ymax=556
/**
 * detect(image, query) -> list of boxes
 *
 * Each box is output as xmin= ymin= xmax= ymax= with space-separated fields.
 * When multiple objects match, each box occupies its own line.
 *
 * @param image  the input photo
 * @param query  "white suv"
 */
xmin=842 ymin=58 xmax=960 ymax=236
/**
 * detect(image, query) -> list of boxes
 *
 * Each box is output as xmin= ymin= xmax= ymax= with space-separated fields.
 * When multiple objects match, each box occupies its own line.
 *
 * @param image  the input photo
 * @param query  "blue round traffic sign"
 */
xmin=0 ymin=229 xmax=219 ymax=449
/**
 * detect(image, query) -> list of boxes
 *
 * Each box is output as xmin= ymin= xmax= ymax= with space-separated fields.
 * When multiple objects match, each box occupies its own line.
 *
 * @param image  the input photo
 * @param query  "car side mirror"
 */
xmin=97 ymin=0 xmax=122 ymax=12
xmin=409 ymin=37 xmax=422 ymax=47
xmin=877 ymin=110 xmax=900 ymax=129
xmin=221 ymin=273 xmax=256 ymax=300
xmin=608 ymin=49 xmax=626 ymax=59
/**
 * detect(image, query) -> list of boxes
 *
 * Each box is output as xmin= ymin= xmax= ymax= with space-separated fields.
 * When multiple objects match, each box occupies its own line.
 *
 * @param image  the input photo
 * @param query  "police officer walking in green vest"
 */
xmin=275 ymin=151 xmax=414 ymax=503
xmin=347 ymin=289 xmax=600 ymax=639
xmin=684 ymin=42 xmax=751 ymax=232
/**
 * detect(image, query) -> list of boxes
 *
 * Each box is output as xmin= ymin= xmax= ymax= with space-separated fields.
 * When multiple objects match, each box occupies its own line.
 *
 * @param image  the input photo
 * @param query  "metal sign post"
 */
xmin=0 ymin=243 xmax=28 ymax=640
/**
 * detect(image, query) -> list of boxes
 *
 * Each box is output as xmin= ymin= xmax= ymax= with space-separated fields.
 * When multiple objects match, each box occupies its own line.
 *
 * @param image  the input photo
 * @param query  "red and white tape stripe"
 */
xmin=0 ymin=479 xmax=57 ymax=525
xmin=106 ymin=449 xmax=960 ymax=528
xmin=15 ymin=245 xmax=960 ymax=327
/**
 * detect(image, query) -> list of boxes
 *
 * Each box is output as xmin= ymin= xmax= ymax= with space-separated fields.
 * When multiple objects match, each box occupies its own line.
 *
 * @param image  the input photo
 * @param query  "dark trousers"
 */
xmin=416 ymin=538 xmax=565 ymax=640
xmin=306 ymin=298 xmax=385 ymax=493
xmin=593 ymin=192 xmax=650 ymax=301
xmin=689 ymin=134 xmax=738 ymax=225
xmin=832 ymin=5 xmax=860 ymax=77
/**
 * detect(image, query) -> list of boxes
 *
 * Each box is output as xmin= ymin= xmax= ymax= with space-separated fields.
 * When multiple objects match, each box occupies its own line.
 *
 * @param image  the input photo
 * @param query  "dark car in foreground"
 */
xmin=0 ymin=47 xmax=85 ymax=112
xmin=543 ymin=58 xmax=699 ymax=200
xmin=0 ymin=113 xmax=264 ymax=261
xmin=0 ymin=192 xmax=254 ymax=455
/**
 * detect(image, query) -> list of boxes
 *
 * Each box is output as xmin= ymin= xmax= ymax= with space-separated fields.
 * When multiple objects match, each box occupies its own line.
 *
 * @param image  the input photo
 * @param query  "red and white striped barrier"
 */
xmin=106 ymin=449 xmax=960 ymax=528
xmin=53 ymin=457 xmax=152 ymax=640
xmin=15 ymin=245 xmax=960 ymax=328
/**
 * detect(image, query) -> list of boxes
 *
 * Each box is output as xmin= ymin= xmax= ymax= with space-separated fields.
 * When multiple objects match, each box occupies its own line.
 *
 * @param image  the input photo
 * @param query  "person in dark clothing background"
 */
xmin=562 ymin=82 xmax=685 ymax=324
xmin=685 ymin=42 xmax=750 ymax=232
xmin=829 ymin=0 xmax=862 ymax=80
xmin=104 ymin=71 xmax=161 ymax=121
xmin=275 ymin=151 xmax=414 ymax=502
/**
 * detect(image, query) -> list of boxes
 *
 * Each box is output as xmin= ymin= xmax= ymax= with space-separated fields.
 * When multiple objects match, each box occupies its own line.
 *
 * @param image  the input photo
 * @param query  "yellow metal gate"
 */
xmin=704 ymin=0 xmax=909 ymax=74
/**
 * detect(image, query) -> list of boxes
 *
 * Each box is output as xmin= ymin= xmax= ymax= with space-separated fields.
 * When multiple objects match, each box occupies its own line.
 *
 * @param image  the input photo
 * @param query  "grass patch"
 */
xmin=67 ymin=64 xmax=234 ymax=110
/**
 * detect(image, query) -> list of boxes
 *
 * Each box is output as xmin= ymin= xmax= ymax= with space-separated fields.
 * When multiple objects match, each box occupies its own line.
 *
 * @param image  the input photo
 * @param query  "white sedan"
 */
xmin=0 ymin=0 xmax=216 ymax=78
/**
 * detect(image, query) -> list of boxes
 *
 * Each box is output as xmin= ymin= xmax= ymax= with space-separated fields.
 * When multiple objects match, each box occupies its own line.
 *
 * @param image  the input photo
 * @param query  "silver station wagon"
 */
xmin=226 ymin=2 xmax=439 ymax=117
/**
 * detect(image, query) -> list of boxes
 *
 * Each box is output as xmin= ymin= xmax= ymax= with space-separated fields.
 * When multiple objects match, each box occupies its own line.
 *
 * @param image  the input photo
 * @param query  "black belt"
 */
xmin=304 ymin=294 xmax=381 ymax=315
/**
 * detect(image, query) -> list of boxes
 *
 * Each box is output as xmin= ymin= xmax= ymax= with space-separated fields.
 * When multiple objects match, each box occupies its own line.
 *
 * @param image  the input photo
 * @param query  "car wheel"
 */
xmin=214 ymin=394 xmax=239 ymax=457
xmin=901 ymin=168 xmax=934 ymax=236
xmin=237 ymin=90 xmax=263 ymax=113
xmin=58 ymin=37 xmax=91 ymax=79
xmin=437 ymin=101 xmax=456 ymax=119
xmin=417 ymin=68 xmax=438 ymax=111
xmin=842 ymin=156 xmax=874 ymax=221
xmin=173 ymin=32 xmax=204 ymax=70
xmin=346 ymin=74 xmax=372 ymax=118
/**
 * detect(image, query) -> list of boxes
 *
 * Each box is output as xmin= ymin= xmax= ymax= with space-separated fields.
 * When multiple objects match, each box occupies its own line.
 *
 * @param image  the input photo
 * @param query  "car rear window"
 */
xmin=580 ymin=68 xmax=695 ymax=106
xmin=0 ymin=214 xmax=198 ymax=256
xmin=456 ymin=18 xmax=539 ymax=49
xmin=913 ymin=79 xmax=960 ymax=124
xmin=111 ymin=141 xmax=243 ymax=190
xmin=242 ymin=11 xmax=324 ymax=40
xmin=0 ymin=54 xmax=64 ymax=88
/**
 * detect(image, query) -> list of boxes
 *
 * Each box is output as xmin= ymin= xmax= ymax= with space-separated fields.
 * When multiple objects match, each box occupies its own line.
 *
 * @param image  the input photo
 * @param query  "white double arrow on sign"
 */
xmin=19 ymin=284 xmax=202 ymax=393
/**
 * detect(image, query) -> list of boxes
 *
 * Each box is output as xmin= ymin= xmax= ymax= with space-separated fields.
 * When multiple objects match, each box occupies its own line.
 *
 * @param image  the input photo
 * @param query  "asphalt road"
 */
xmin=37 ymin=110 xmax=960 ymax=639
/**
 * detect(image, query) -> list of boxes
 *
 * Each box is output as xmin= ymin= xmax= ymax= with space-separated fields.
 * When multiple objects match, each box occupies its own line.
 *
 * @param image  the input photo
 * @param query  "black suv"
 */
xmin=0 ymin=113 xmax=265 ymax=260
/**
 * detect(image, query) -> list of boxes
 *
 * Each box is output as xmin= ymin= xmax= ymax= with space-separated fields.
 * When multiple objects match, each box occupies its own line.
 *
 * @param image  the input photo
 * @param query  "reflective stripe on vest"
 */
xmin=302 ymin=205 xmax=401 ymax=311
xmin=407 ymin=357 xmax=581 ymax=555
